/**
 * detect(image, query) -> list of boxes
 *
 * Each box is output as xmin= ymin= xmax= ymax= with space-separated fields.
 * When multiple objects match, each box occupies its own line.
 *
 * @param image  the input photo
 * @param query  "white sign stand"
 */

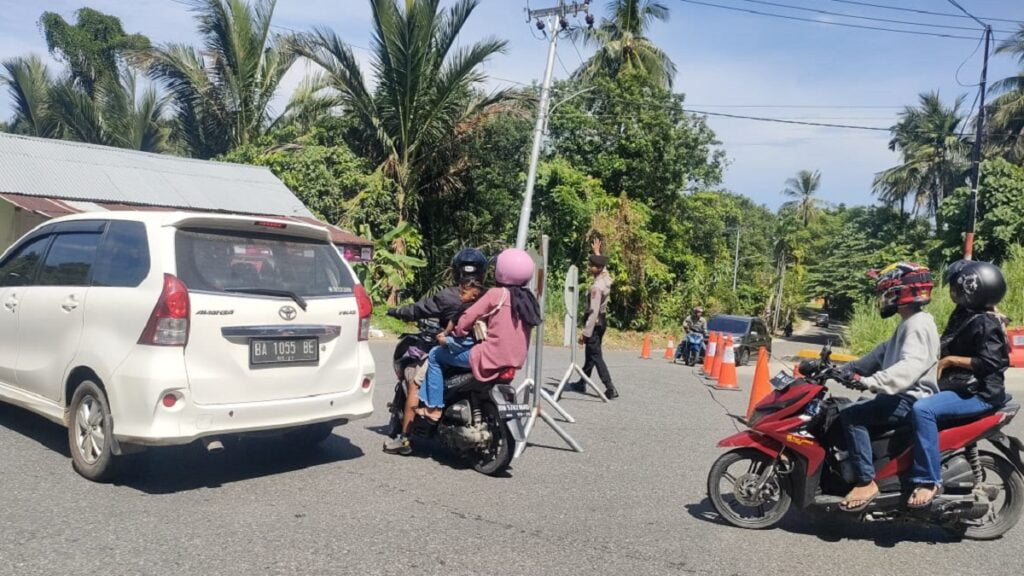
xmin=550 ymin=265 xmax=609 ymax=403
xmin=513 ymin=235 xmax=582 ymax=458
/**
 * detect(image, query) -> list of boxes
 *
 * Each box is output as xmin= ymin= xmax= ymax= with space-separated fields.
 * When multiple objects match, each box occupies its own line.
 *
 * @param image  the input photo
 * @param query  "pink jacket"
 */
xmin=454 ymin=287 xmax=532 ymax=382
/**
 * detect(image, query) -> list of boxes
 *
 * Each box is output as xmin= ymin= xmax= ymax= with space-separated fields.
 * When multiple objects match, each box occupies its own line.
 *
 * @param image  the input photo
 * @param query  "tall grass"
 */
xmin=845 ymin=249 xmax=1024 ymax=355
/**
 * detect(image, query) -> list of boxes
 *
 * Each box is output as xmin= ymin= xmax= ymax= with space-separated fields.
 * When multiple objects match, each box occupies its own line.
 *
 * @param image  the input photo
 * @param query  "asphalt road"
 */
xmin=1 ymin=337 xmax=1023 ymax=576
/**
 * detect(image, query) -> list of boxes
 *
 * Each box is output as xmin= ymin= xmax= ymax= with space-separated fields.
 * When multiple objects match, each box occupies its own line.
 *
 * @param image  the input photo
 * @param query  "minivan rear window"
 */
xmin=708 ymin=317 xmax=751 ymax=335
xmin=175 ymin=229 xmax=355 ymax=297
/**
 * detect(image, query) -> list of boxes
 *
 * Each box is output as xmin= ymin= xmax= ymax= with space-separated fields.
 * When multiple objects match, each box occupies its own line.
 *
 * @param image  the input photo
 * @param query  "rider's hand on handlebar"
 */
xmin=386 ymin=307 xmax=399 ymax=318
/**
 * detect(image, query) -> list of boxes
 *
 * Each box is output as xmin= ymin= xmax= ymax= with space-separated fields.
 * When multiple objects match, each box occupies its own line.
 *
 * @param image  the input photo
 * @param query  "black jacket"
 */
xmin=941 ymin=308 xmax=1010 ymax=406
xmin=390 ymin=286 xmax=465 ymax=327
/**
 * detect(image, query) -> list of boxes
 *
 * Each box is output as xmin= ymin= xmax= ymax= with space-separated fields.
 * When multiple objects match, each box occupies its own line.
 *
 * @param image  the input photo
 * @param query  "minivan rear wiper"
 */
xmin=224 ymin=288 xmax=308 ymax=311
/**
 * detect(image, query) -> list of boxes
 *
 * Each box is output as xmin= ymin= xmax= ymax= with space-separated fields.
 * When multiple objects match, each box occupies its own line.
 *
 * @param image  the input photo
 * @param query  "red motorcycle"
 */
xmin=707 ymin=345 xmax=1024 ymax=539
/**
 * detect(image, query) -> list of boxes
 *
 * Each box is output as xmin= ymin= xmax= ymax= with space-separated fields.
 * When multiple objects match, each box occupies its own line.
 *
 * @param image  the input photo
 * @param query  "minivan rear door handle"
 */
xmin=61 ymin=296 xmax=80 ymax=312
xmin=3 ymin=298 xmax=16 ymax=312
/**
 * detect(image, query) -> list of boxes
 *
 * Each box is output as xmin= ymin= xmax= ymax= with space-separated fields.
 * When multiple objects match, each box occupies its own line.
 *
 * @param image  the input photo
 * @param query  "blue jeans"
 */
xmin=420 ymin=345 xmax=471 ymax=408
xmin=910 ymin=391 xmax=994 ymax=485
xmin=840 ymin=394 xmax=915 ymax=484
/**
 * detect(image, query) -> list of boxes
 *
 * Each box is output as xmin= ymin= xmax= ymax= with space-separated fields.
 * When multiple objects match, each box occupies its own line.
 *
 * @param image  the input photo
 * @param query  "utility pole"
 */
xmin=964 ymin=25 xmax=992 ymax=261
xmin=731 ymin=225 xmax=741 ymax=293
xmin=515 ymin=1 xmax=594 ymax=249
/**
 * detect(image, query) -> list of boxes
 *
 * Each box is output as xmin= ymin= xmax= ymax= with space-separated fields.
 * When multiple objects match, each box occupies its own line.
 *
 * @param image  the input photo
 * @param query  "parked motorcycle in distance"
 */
xmin=387 ymin=320 xmax=528 ymax=476
xmin=707 ymin=344 xmax=1024 ymax=539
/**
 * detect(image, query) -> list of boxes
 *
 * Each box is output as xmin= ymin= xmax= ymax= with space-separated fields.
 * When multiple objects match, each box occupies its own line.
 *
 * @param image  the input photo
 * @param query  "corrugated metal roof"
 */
xmin=0 ymin=132 xmax=315 ymax=218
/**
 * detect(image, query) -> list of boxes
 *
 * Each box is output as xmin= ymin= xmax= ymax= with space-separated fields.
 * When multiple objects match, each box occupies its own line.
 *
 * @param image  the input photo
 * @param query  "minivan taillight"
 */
xmin=139 ymin=274 xmax=190 ymax=346
xmin=355 ymin=284 xmax=373 ymax=341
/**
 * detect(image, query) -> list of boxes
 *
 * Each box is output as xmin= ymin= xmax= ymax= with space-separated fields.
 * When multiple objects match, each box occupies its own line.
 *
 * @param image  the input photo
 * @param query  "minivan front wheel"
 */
xmin=68 ymin=380 xmax=120 ymax=482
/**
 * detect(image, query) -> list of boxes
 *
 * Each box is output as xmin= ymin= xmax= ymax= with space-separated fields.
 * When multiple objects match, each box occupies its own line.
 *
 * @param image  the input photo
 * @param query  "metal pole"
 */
xmin=515 ymin=13 xmax=559 ymax=249
xmin=732 ymin=226 xmax=741 ymax=293
xmin=964 ymin=26 xmax=992 ymax=261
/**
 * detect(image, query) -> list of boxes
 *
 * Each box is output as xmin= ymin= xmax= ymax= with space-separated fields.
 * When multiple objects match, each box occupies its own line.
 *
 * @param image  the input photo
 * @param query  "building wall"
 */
xmin=0 ymin=201 xmax=48 ymax=255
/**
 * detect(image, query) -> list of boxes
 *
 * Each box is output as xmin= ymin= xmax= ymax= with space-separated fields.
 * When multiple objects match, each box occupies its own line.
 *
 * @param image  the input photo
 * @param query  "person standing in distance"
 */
xmin=565 ymin=238 xmax=618 ymax=399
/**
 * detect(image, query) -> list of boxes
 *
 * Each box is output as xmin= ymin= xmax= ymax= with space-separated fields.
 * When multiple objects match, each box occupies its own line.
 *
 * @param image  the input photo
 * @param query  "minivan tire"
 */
xmin=68 ymin=380 xmax=121 ymax=482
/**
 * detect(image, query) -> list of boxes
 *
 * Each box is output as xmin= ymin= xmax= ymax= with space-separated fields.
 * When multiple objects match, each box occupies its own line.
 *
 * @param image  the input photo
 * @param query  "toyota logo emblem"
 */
xmin=279 ymin=306 xmax=297 ymax=321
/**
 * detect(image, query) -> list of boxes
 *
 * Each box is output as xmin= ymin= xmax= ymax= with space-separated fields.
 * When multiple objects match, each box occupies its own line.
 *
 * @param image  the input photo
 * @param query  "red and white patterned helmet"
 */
xmin=866 ymin=262 xmax=933 ymax=318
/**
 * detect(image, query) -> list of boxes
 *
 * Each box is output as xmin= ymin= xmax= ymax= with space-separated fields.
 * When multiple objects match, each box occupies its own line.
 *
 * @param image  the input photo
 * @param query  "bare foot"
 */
xmin=840 ymin=482 xmax=879 ymax=511
xmin=908 ymin=485 xmax=941 ymax=508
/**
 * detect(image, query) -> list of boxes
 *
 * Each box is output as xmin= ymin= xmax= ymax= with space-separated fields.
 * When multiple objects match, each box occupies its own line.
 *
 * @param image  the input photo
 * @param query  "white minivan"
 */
xmin=0 ymin=212 xmax=375 ymax=481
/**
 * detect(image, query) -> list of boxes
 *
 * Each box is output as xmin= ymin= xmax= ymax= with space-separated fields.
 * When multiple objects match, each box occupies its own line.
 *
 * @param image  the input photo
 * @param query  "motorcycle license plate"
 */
xmin=250 ymin=337 xmax=319 ymax=366
xmin=498 ymin=403 xmax=532 ymax=418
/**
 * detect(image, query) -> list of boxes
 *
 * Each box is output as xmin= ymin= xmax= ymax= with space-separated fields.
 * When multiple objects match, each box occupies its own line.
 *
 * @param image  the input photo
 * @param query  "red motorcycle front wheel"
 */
xmin=708 ymin=448 xmax=792 ymax=529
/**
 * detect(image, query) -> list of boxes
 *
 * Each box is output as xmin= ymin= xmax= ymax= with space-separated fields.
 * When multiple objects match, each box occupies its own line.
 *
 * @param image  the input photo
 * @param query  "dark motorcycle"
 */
xmin=707 ymin=344 xmax=1024 ymax=539
xmin=387 ymin=320 xmax=528 ymax=476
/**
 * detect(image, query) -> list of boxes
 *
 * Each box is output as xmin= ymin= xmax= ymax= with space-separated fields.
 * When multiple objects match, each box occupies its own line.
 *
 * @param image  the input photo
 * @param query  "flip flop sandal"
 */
xmin=839 ymin=491 xmax=879 ymax=513
xmin=907 ymin=485 xmax=943 ymax=509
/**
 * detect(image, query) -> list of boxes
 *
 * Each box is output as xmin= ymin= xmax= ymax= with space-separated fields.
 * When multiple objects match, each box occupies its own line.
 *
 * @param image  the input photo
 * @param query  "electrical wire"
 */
xmin=829 ymin=0 xmax=1022 ymax=25
xmin=736 ymin=0 xmax=1014 ymax=34
xmin=676 ymin=0 xmax=1005 ymax=41
xmin=954 ymin=33 xmax=986 ymax=88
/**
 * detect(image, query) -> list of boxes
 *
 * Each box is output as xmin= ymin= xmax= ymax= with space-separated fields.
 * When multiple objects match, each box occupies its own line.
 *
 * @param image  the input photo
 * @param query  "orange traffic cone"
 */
xmin=715 ymin=335 xmax=740 ymax=391
xmin=640 ymin=333 xmax=652 ymax=359
xmin=702 ymin=332 xmax=718 ymax=374
xmin=710 ymin=333 xmax=726 ymax=382
xmin=746 ymin=347 xmax=772 ymax=420
xmin=664 ymin=339 xmax=675 ymax=359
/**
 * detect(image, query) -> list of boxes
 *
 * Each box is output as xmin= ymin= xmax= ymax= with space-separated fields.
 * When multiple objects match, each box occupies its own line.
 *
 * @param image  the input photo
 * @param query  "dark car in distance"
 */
xmin=707 ymin=315 xmax=772 ymax=366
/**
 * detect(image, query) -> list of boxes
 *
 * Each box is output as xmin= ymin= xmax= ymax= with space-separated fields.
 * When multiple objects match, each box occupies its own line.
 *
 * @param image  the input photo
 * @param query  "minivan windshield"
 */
xmin=175 ymin=228 xmax=355 ymax=298
xmin=707 ymin=317 xmax=750 ymax=335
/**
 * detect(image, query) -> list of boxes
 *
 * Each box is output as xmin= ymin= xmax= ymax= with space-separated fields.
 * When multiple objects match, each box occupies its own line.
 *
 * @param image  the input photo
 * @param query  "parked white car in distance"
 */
xmin=0 ymin=212 xmax=375 ymax=481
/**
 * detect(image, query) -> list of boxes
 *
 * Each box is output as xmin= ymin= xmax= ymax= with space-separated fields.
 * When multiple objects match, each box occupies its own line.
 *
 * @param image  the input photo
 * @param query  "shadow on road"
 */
xmin=0 ymin=403 xmax=365 ymax=494
xmin=685 ymin=497 xmax=962 ymax=547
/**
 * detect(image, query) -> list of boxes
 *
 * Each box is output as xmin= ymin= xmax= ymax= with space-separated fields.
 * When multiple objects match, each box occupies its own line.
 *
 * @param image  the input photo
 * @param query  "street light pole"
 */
xmin=964 ymin=25 xmax=992 ymax=261
xmin=515 ymin=1 xmax=593 ymax=249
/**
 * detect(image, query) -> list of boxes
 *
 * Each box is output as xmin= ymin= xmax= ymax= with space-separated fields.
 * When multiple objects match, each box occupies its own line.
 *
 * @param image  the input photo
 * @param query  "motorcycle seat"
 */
xmin=870 ymin=406 xmax=1005 ymax=443
xmin=444 ymin=372 xmax=476 ymax=389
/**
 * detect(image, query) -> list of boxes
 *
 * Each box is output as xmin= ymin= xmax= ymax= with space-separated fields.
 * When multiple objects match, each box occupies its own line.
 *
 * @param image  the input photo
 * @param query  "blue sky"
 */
xmin=2 ymin=0 xmax=1023 ymax=209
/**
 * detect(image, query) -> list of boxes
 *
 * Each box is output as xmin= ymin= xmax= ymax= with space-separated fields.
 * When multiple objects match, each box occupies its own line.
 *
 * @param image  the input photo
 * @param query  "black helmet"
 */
xmin=451 ymin=248 xmax=488 ymax=284
xmin=948 ymin=260 xmax=1006 ymax=310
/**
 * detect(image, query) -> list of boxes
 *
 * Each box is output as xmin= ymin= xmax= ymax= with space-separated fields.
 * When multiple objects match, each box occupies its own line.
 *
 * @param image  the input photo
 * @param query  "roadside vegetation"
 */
xmin=4 ymin=1 xmax=1024 ymax=351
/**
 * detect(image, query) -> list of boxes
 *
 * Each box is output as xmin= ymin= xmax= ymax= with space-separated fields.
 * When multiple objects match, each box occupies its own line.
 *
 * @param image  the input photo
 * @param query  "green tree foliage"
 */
xmin=781 ymin=169 xmax=826 ymax=227
xmin=222 ymin=126 xmax=376 ymax=227
xmin=292 ymin=0 xmax=511 ymax=227
xmin=49 ymin=72 xmax=168 ymax=152
xmin=141 ymin=0 xmax=297 ymax=159
xmin=575 ymin=1 xmax=676 ymax=89
xmin=990 ymin=25 xmax=1024 ymax=161
xmin=938 ymin=157 xmax=1024 ymax=264
xmin=873 ymin=91 xmax=968 ymax=220
xmin=40 ymin=7 xmax=151 ymax=97
xmin=806 ymin=206 xmax=934 ymax=319
xmin=0 ymin=55 xmax=60 ymax=138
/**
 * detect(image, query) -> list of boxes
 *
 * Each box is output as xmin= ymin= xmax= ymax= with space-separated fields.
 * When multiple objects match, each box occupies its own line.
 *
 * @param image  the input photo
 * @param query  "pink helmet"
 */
xmin=495 ymin=248 xmax=535 ymax=286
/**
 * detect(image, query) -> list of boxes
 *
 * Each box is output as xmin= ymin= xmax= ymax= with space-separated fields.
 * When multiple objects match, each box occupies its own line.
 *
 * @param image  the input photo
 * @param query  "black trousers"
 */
xmin=582 ymin=319 xmax=613 ymax=388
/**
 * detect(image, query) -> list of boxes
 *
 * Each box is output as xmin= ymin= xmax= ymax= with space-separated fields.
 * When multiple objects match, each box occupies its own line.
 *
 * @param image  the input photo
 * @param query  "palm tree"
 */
xmin=574 ymin=0 xmax=676 ymax=89
xmin=873 ymin=91 xmax=968 ymax=220
xmin=292 ymin=0 xmax=509 ymax=229
xmin=292 ymin=0 xmax=510 ymax=304
xmin=0 ymin=55 xmax=60 ymax=138
xmin=50 ymin=72 xmax=168 ymax=152
xmin=781 ymin=169 xmax=825 ymax=227
xmin=139 ymin=0 xmax=297 ymax=158
xmin=989 ymin=25 xmax=1024 ymax=161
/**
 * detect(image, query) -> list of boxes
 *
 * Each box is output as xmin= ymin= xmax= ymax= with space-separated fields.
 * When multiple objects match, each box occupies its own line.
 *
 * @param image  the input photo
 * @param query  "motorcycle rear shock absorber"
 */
xmin=472 ymin=407 xmax=483 ymax=426
xmin=965 ymin=443 xmax=985 ymax=483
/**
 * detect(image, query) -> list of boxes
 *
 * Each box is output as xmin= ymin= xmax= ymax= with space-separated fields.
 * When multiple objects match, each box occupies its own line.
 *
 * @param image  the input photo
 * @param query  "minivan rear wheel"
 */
xmin=68 ymin=380 xmax=120 ymax=482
